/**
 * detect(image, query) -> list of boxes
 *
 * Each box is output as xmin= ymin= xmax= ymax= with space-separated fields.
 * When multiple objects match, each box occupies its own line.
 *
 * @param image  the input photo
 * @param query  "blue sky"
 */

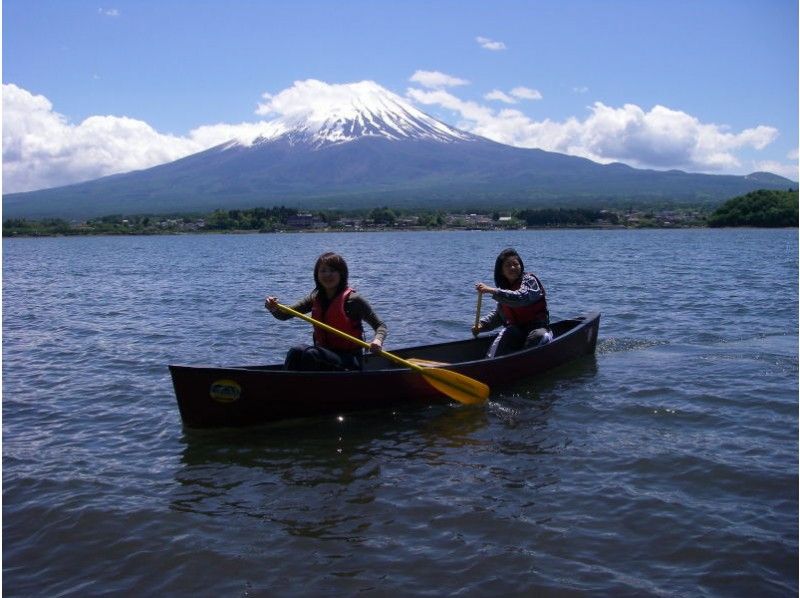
xmin=3 ymin=0 xmax=798 ymax=193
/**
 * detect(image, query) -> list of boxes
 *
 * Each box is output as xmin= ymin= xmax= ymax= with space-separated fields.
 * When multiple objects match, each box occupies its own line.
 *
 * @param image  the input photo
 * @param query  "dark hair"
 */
xmin=314 ymin=252 xmax=349 ymax=296
xmin=494 ymin=247 xmax=525 ymax=289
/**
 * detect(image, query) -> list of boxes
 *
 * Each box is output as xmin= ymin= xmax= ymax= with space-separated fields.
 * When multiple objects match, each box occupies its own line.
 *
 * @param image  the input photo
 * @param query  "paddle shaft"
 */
xmin=275 ymin=303 xmax=425 ymax=374
xmin=474 ymin=292 xmax=483 ymax=330
xmin=273 ymin=301 xmax=490 ymax=405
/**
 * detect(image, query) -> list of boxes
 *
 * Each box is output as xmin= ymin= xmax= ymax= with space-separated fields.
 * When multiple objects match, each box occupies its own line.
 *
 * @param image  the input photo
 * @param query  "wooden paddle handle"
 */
xmin=473 ymin=292 xmax=483 ymax=335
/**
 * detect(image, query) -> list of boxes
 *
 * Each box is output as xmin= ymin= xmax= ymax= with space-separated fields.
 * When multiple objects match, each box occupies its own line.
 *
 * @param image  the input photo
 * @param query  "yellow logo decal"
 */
xmin=209 ymin=379 xmax=241 ymax=403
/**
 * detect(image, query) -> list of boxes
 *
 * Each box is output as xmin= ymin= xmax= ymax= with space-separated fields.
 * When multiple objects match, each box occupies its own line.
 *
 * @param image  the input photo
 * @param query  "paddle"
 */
xmin=472 ymin=291 xmax=483 ymax=337
xmin=274 ymin=302 xmax=489 ymax=405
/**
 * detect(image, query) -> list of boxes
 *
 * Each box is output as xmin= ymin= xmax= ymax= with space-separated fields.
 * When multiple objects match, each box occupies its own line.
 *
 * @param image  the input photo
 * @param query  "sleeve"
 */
xmin=269 ymin=292 xmax=315 ymax=321
xmin=347 ymin=294 xmax=388 ymax=345
xmin=491 ymin=273 xmax=545 ymax=307
xmin=479 ymin=307 xmax=503 ymax=332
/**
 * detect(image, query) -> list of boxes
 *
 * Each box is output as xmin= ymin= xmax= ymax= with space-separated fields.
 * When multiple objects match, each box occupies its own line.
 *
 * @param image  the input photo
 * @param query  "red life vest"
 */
xmin=499 ymin=274 xmax=549 ymax=327
xmin=311 ymin=287 xmax=364 ymax=352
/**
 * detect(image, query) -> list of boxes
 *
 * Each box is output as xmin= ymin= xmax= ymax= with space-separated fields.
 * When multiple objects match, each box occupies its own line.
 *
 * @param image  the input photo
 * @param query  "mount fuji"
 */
xmin=3 ymin=81 xmax=795 ymax=219
xmin=240 ymin=80 xmax=478 ymax=148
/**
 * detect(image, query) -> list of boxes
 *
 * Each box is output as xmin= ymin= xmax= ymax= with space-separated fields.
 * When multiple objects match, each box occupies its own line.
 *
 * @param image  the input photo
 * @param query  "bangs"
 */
xmin=314 ymin=252 xmax=349 ymax=291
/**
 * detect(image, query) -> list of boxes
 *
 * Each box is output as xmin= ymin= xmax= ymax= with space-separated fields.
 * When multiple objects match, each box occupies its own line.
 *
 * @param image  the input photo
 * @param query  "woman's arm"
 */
xmin=491 ymin=273 xmax=545 ymax=307
xmin=476 ymin=308 xmax=503 ymax=333
xmin=265 ymin=292 xmax=314 ymax=320
xmin=347 ymin=294 xmax=387 ymax=349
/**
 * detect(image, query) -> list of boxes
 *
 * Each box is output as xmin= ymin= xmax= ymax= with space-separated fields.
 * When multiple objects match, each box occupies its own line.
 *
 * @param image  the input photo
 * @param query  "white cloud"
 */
xmin=485 ymin=87 xmax=542 ymax=104
xmin=2 ymin=84 xmax=209 ymax=193
xmin=476 ymin=36 xmax=506 ymax=51
xmin=255 ymin=79 xmax=360 ymax=120
xmin=406 ymin=87 xmax=496 ymax=128
xmin=406 ymin=83 xmax=783 ymax=174
xmin=751 ymin=160 xmax=798 ymax=180
xmin=484 ymin=90 xmax=516 ymax=104
xmin=510 ymin=87 xmax=542 ymax=101
xmin=573 ymin=86 xmax=589 ymax=94
xmin=98 ymin=8 xmax=120 ymax=17
xmin=408 ymin=70 xmax=469 ymax=89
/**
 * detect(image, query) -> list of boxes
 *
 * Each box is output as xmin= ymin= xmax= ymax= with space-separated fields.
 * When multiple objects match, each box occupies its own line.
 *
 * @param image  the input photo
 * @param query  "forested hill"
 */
xmin=707 ymin=189 xmax=798 ymax=227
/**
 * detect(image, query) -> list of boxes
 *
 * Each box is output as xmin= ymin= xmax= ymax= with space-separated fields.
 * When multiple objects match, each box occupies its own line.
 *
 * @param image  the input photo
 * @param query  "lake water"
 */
xmin=3 ymin=229 xmax=797 ymax=596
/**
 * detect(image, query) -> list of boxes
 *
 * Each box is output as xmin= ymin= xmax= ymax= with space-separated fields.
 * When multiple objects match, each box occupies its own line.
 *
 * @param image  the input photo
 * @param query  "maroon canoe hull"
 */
xmin=169 ymin=312 xmax=600 ymax=428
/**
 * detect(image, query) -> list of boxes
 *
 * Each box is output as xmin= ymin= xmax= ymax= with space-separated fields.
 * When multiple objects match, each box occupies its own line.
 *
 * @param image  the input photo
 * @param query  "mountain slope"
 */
xmin=3 ymin=82 xmax=796 ymax=219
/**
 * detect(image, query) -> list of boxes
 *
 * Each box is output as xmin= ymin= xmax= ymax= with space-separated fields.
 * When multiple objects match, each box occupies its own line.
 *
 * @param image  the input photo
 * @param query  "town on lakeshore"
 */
xmin=0 ymin=206 xmax=698 ymax=237
xmin=3 ymin=189 xmax=797 ymax=237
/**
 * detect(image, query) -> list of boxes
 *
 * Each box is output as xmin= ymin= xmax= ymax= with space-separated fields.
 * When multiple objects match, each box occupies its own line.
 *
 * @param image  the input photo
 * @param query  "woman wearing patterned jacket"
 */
xmin=472 ymin=247 xmax=552 ymax=358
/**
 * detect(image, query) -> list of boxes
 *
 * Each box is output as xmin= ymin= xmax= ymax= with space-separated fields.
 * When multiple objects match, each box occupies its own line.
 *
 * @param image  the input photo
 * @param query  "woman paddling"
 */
xmin=265 ymin=252 xmax=387 ymax=371
xmin=472 ymin=247 xmax=552 ymax=358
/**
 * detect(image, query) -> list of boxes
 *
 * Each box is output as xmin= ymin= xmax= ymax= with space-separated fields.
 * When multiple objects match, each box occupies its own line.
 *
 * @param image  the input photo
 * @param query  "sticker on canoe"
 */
xmin=209 ymin=379 xmax=241 ymax=403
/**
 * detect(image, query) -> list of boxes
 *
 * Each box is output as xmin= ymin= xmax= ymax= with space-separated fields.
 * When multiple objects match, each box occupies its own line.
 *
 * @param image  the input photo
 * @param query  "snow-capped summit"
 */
xmin=237 ymin=80 xmax=475 ymax=149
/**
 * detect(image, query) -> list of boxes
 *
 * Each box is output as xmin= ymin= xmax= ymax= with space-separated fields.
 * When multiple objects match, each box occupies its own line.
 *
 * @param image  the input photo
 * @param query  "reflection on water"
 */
xmin=171 ymin=356 xmax=600 ymax=543
xmin=172 ymin=406 xmax=500 ymax=545
xmin=172 ymin=404 xmax=489 ymax=517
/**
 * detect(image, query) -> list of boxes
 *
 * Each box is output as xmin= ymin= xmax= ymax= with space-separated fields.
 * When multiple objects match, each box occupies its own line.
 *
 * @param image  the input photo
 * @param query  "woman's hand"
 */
xmin=475 ymin=282 xmax=496 ymax=295
xmin=471 ymin=324 xmax=481 ymax=337
xmin=265 ymin=296 xmax=279 ymax=312
xmin=369 ymin=338 xmax=383 ymax=354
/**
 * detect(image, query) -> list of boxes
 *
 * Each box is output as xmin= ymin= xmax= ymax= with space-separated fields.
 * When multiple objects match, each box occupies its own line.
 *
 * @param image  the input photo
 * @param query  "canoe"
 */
xmin=169 ymin=312 xmax=600 ymax=428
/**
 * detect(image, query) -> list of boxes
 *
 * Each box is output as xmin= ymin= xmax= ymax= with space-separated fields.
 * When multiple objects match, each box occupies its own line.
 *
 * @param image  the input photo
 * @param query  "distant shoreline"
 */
xmin=5 ymin=190 xmax=796 ymax=236
xmin=6 ymin=223 xmax=797 ymax=239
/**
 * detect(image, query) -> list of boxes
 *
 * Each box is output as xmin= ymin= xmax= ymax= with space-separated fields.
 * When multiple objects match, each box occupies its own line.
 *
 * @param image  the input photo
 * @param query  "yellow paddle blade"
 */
xmin=407 ymin=357 xmax=450 ymax=367
xmin=420 ymin=367 xmax=489 ymax=405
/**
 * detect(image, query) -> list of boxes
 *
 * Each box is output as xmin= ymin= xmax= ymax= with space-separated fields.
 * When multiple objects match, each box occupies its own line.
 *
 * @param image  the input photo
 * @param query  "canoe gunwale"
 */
xmin=169 ymin=312 xmax=600 ymax=376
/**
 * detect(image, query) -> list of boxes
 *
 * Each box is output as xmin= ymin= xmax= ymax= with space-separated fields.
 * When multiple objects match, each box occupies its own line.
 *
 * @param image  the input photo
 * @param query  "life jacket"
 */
xmin=311 ymin=287 xmax=364 ymax=352
xmin=499 ymin=274 xmax=549 ymax=327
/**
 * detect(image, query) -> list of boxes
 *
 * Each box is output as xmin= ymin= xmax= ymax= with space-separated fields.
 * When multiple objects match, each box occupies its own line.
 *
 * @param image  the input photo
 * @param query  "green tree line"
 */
xmin=515 ymin=208 xmax=619 ymax=226
xmin=707 ymin=189 xmax=798 ymax=227
xmin=4 ymin=190 xmax=797 ymax=236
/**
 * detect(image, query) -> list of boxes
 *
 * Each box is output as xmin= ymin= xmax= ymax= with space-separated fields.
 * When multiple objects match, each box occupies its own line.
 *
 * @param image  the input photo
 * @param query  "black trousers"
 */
xmin=284 ymin=344 xmax=363 ymax=371
xmin=486 ymin=324 xmax=551 ymax=358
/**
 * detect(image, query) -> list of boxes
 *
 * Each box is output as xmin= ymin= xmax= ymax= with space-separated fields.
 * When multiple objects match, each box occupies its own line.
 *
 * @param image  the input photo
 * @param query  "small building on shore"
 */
xmin=287 ymin=213 xmax=315 ymax=228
